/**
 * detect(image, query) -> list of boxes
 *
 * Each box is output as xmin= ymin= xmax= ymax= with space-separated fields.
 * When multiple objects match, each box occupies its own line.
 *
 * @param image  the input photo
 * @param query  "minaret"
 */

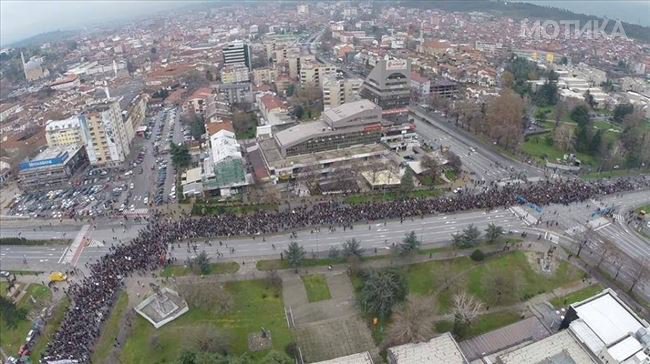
xmin=112 ymin=59 xmax=118 ymax=78
xmin=21 ymin=51 xmax=27 ymax=79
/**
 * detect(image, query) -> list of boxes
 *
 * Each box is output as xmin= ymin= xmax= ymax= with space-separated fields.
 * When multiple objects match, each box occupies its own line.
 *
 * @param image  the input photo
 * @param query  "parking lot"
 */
xmin=6 ymin=107 xmax=184 ymax=219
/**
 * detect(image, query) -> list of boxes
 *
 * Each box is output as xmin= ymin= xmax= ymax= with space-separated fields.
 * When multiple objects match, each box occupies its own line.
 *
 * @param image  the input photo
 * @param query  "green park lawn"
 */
xmin=91 ymin=292 xmax=129 ymax=363
xmin=344 ymin=189 xmax=441 ymax=205
xmin=0 ymin=284 xmax=52 ymax=356
xmin=434 ymin=311 xmax=522 ymax=340
xmin=121 ymin=280 xmax=292 ymax=363
xmin=404 ymin=251 xmax=582 ymax=313
xmin=302 ymin=274 xmax=332 ymax=302
xmin=550 ymin=284 xmax=604 ymax=308
xmin=522 ymin=134 xmax=595 ymax=166
xmin=161 ymin=262 xmax=240 ymax=277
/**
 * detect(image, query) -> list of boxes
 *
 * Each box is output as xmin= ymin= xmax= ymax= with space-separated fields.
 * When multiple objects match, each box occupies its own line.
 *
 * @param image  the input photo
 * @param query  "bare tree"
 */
xmin=628 ymin=257 xmax=650 ymax=294
xmin=485 ymin=89 xmax=525 ymax=150
xmin=553 ymin=124 xmax=575 ymax=153
xmin=482 ymin=267 xmax=522 ymax=305
xmin=177 ymin=283 xmax=233 ymax=314
xmin=452 ymin=292 xmax=484 ymax=323
xmin=384 ymin=296 xmax=437 ymax=348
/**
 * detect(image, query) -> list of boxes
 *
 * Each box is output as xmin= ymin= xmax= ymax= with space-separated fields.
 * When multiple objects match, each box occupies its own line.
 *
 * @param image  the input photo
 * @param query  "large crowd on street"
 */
xmin=42 ymin=176 xmax=649 ymax=363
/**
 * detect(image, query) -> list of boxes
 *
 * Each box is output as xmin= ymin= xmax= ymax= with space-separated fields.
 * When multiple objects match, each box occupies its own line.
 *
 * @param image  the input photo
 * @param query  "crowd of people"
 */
xmin=42 ymin=176 xmax=649 ymax=363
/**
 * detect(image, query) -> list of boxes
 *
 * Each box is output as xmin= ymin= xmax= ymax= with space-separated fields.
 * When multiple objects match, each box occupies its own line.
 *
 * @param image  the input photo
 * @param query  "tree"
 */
xmin=613 ymin=104 xmax=634 ymax=123
xmin=170 ymin=143 xmax=191 ymax=169
xmin=292 ymin=104 xmax=304 ymax=119
xmin=182 ymin=325 xmax=231 ymax=354
xmin=384 ymin=296 xmax=437 ymax=347
xmin=628 ymin=257 xmax=649 ymax=294
xmin=484 ymin=223 xmax=504 ymax=243
xmin=399 ymin=231 xmax=421 ymax=256
xmin=470 ymin=249 xmax=485 ymax=261
xmin=501 ymin=70 xmax=514 ymax=89
xmin=191 ymin=251 xmax=211 ymax=275
xmin=342 ymin=239 xmax=363 ymax=258
xmin=177 ymin=283 xmax=233 ymax=314
xmin=400 ymin=168 xmax=414 ymax=193
xmin=191 ymin=118 xmax=206 ymax=141
xmin=421 ymin=154 xmax=439 ymax=182
xmin=485 ymin=89 xmax=525 ymax=150
xmin=285 ymin=242 xmax=305 ymax=272
xmin=452 ymin=224 xmax=481 ymax=248
xmin=446 ymin=151 xmax=462 ymax=173
xmin=482 ymin=267 xmax=521 ymax=305
xmin=328 ymin=246 xmax=340 ymax=259
xmin=451 ymin=292 xmax=484 ymax=339
xmin=0 ymin=296 xmax=26 ymax=328
xmin=571 ymin=105 xmax=592 ymax=153
xmin=533 ymin=81 xmax=558 ymax=107
xmin=553 ymin=124 xmax=575 ymax=153
xmin=206 ymin=70 xmax=214 ymax=82
xmin=359 ymin=269 xmax=408 ymax=318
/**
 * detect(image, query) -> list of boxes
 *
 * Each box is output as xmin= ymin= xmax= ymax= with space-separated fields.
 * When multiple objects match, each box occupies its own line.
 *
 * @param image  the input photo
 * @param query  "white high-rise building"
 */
xmin=45 ymin=116 xmax=84 ymax=148
xmin=80 ymin=101 xmax=130 ymax=166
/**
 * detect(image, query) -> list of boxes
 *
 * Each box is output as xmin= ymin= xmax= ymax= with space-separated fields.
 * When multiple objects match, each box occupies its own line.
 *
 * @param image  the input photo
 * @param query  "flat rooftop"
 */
xmin=262 ymin=142 xmax=386 ymax=171
xmin=274 ymin=120 xmax=329 ymax=149
xmin=496 ymin=330 xmax=597 ymax=364
xmin=571 ymin=289 xmax=646 ymax=346
xmin=312 ymin=352 xmax=374 ymax=364
xmin=323 ymin=99 xmax=378 ymax=123
xmin=388 ymin=333 xmax=468 ymax=364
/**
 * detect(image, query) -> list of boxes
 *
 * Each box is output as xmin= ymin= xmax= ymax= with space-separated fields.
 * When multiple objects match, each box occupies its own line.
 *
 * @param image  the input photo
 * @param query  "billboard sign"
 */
xmin=385 ymin=59 xmax=407 ymax=71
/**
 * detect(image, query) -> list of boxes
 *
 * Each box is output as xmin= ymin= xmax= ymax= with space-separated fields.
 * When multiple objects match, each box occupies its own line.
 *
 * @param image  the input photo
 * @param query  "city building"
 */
xmin=81 ymin=100 xmax=131 ymax=166
xmin=430 ymin=79 xmax=459 ymax=98
xmin=496 ymin=330 xmax=597 ymax=364
xmin=222 ymin=41 xmax=252 ymax=70
xmin=560 ymin=288 xmax=650 ymax=364
xmin=274 ymin=99 xmax=383 ymax=157
xmin=121 ymin=93 xmax=149 ymax=143
xmin=45 ymin=117 xmax=83 ymax=148
xmin=18 ymin=146 xmax=89 ymax=191
xmin=387 ymin=332 xmax=468 ymax=364
xmin=217 ymin=82 xmax=254 ymax=104
xmin=183 ymin=88 xmax=214 ymax=115
xmin=300 ymin=61 xmax=338 ymax=87
xmin=360 ymin=57 xmax=411 ymax=122
xmin=322 ymin=76 xmax=363 ymax=110
xmin=202 ymin=120 xmax=249 ymax=197
xmin=410 ymin=72 xmax=430 ymax=97
xmin=252 ymin=68 xmax=278 ymax=85
xmin=257 ymin=94 xmax=290 ymax=125
xmin=312 ymin=352 xmax=374 ymax=364
xmin=221 ymin=64 xmax=250 ymax=84
xmin=288 ymin=54 xmax=315 ymax=80
xmin=21 ymin=52 xmax=49 ymax=82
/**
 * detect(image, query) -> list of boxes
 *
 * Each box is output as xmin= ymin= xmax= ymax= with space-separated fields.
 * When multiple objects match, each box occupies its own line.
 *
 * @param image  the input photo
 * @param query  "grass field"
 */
xmin=521 ymin=134 xmax=595 ymax=166
xmin=404 ymin=251 xmax=582 ymax=313
xmin=91 ymin=292 xmax=129 ymax=363
xmin=30 ymin=297 xmax=70 ymax=362
xmin=582 ymin=169 xmax=650 ymax=180
xmin=161 ymin=262 xmax=240 ymax=277
xmin=344 ymin=189 xmax=441 ymax=205
xmin=302 ymin=274 xmax=332 ymax=302
xmin=0 ymin=238 xmax=71 ymax=246
xmin=550 ymin=284 xmax=604 ymax=308
xmin=0 ymin=284 xmax=52 ymax=356
xmin=121 ymin=280 xmax=292 ymax=363
xmin=434 ymin=311 xmax=522 ymax=340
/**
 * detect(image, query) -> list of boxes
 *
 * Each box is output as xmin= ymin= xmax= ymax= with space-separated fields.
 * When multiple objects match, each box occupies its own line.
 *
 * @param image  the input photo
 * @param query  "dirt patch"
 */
xmin=295 ymin=316 xmax=378 ymax=362
xmin=524 ymin=251 xmax=558 ymax=275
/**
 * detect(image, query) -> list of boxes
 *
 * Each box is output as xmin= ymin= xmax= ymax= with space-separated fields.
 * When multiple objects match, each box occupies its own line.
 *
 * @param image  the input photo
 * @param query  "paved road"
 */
xmin=409 ymin=106 xmax=545 ymax=182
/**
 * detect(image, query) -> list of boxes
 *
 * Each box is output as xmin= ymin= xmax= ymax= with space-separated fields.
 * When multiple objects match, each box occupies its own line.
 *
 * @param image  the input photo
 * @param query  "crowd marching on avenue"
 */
xmin=43 ymin=176 xmax=649 ymax=363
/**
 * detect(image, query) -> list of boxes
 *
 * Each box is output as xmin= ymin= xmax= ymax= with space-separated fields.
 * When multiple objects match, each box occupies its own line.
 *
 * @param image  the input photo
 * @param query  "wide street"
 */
xmin=409 ymin=105 xmax=545 ymax=182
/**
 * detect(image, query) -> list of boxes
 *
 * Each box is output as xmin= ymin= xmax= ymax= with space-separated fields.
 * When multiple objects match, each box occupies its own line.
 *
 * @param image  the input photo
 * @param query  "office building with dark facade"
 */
xmin=360 ymin=57 xmax=411 ymax=123
xmin=18 ymin=146 xmax=89 ymax=191
xmin=222 ymin=41 xmax=252 ymax=70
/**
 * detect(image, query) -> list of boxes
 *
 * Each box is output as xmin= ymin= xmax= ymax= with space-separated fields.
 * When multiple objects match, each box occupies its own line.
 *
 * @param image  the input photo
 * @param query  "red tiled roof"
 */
xmin=206 ymin=120 xmax=234 ymax=136
xmin=260 ymin=94 xmax=285 ymax=111
xmin=189 ymin=87 xmax=212 ymax=100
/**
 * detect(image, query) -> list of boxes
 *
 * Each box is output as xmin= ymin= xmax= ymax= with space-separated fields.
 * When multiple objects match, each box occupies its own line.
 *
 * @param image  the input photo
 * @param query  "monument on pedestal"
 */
xmin=134 ymin=283 xmax=189 ymax=328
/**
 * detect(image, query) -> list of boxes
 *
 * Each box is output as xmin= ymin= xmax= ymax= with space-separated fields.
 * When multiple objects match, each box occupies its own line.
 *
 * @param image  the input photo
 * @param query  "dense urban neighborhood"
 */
xmin=0 ymin=1 xmax=649 ymax=364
